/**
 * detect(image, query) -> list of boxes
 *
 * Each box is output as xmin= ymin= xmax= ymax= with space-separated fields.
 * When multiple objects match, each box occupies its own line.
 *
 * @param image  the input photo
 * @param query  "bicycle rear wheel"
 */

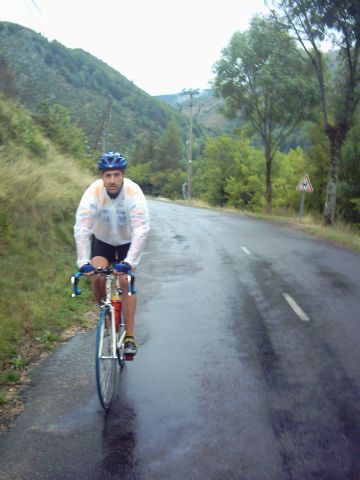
xmin=95 ymin=307 xmax=117 ymax=409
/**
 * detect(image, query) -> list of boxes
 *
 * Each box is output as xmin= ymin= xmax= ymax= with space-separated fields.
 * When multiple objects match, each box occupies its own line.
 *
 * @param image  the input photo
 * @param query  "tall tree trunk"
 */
xmin=265 ymin=151 xmax=272 ymax=213
xmin=323 ymin=124 xmax=347 ymax=225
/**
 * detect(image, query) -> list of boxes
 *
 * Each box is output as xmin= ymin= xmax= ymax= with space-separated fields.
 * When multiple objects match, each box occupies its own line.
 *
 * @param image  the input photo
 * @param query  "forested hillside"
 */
xmin=0 ymin=21 xmax=203 ymax=155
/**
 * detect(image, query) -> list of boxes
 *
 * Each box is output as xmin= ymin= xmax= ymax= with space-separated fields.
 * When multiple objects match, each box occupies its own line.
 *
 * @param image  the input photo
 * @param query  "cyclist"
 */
xmin=74 ymin=152 xmax=150 ymax=359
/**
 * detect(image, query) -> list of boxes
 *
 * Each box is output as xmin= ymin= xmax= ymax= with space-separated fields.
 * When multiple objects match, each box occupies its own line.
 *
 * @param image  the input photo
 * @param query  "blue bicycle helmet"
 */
xmin=98 ymin=152 xmax=127 ymax=171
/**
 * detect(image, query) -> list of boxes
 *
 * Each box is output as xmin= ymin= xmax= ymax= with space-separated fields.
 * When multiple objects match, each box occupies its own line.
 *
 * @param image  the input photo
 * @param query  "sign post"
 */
xmin=296 ymin=175 xmax=313 ymax=221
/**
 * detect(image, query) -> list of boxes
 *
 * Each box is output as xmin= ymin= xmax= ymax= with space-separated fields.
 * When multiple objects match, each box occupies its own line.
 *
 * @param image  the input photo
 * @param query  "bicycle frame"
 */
xmin=72 ymin=268 xmax=134 ymax=358
xmin=71 ymin=267 xmax=135 ymax=409
xmin=101 ymin=272 xmax=120 ymax=361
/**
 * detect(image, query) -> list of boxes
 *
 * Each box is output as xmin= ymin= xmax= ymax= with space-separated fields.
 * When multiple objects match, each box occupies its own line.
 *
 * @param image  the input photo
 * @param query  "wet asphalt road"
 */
xmin=0 ymin=199 xmax=360 ymax=480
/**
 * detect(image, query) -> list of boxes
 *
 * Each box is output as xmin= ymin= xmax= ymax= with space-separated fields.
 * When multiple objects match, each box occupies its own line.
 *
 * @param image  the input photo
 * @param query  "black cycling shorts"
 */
xmin=91 ymin=236 xmax=131 ymax=265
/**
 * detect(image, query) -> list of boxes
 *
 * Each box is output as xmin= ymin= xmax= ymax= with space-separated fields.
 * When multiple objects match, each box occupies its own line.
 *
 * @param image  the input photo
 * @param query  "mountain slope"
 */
xmin=0 ymin=21 xmax=190 ymax=153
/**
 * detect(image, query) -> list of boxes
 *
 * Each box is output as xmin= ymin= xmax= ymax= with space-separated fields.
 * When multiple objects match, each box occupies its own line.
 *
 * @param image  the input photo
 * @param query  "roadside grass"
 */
xmin=294 ymin=221 xmax=360 ymax=252
xmin=0 ymin=144 xmax=95 ymax=375
xmin=158 ymin=197 xmax=360 ymax=254
xmin=238 ymin=211 xmax=360 ymax=253
xmin=0 ymin=98 xmax=98 ymax=417
xmin=0 ymin=371 xmax=20 ymax=383
xmin=0 ymin=371 xmax=20 ymax=407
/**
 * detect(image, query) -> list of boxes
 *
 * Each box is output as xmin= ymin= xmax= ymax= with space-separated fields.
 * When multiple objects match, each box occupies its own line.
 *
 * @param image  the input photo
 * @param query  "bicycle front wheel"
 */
xmin=95 ymin=308 xmax=117 ymax=410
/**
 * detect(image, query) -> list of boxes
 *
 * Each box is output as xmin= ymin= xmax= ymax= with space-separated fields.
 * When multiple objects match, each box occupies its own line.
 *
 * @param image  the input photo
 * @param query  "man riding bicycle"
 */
xmin=74 ymin=152 xmax=150 ymax=358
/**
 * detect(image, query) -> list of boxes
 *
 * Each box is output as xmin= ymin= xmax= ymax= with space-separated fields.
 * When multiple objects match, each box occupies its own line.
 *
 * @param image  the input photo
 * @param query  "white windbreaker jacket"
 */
xmin=74 ymin=178 xmax=150 ymax=268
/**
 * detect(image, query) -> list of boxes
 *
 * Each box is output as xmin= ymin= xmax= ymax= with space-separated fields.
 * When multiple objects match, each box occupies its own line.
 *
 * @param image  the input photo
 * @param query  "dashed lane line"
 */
xmin=283 ymin=293 xmax=310 ymax=322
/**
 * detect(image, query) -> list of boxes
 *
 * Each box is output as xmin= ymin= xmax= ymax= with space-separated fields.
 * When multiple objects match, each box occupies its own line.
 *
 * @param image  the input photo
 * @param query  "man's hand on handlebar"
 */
xmin=113 ymin=262 xmax=132 ymax=276
xmin=72 ymin=263 xmax=136 ymax=297
xmin=79 ymin=263 xmax=96 ymax=276
xmin=78 ymin=262 xmax=133 ymax=277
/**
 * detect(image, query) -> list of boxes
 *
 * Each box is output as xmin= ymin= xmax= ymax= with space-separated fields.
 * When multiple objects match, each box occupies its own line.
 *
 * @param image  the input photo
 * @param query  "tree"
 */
xmin=192 ymin=135 xmax=238 ymax=205
xmin=268 ymin=0 xmax=360 ymax=224
xmin=224 ymin=138 xmax=265 ymax=210
xmin=338 ymin=113 xmax=360 ymax=224
xmin=0 ymin=58 xmax=17 ymax=98
xmin=155 ymin=118 xmax=184 ymax=172
xmin=212 ymin=15 xmax=316 ymax=211
xmin=192 ymin=134 xmax=265 ymax=208
xmin=140 ymin=134 xmax=157 ymax=166
xmin=35 ymin=101 xmax=87 ymax=157
xmin=272 ymin=147 xmax=308 ymax=210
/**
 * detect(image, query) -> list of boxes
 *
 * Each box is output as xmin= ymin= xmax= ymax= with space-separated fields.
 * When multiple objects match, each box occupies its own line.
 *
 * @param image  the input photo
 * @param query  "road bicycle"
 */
xmin=71 ymin=267 xmax=135 ymax=410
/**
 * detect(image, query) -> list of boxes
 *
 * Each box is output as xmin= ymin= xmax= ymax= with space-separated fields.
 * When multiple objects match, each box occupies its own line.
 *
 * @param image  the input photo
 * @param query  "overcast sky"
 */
xmin=1 ymin=0 xmax=269 ymax=96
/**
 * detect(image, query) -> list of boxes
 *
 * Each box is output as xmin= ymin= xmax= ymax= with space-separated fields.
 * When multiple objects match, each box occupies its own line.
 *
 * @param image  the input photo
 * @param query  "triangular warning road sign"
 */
xmin=296 ymin=174 xmax=313 ymax=192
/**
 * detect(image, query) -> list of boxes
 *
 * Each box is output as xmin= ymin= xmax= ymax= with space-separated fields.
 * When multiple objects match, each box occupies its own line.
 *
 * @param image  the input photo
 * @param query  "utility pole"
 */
xmin=93 ymin=98 xmax=112 ymax=152
xmin=102 ymin=98 xmax=112 ymax=152
xmin=181 ymin=88 xmax=199 ymax=200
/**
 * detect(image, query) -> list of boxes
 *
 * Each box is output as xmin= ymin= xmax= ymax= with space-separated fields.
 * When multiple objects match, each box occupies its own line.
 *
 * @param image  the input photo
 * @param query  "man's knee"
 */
xmin=91 ymin=256 xmax=109 ymax=269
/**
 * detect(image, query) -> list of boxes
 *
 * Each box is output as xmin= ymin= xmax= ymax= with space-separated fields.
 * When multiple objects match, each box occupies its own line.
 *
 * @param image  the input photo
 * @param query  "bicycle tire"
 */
xmin=95 ymin=307 xmax=117 ymax=409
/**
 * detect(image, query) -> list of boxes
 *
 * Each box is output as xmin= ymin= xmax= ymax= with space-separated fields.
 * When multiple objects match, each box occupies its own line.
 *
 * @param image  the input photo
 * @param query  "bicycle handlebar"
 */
xmin=71 ymin=267 xmax=136 ymax=298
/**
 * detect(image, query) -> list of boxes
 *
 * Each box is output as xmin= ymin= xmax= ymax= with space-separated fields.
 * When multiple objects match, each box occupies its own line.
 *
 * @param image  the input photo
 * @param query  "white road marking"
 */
xmin=241 ymin=246 xmax=251 ymax=255
xmin=283 ymin=293 xmax=310 ymax=322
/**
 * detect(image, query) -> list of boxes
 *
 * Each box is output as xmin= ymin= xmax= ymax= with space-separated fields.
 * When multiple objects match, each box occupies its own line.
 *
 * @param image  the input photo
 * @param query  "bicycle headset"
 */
xmin=98 ymin=152 xmax=127 ymax=171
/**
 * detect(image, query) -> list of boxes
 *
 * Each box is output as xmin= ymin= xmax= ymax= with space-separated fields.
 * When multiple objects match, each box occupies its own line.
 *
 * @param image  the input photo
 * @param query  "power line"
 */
xmin=30 ymin=0 xmax=42 ymax=15
xmin=21 ymin=0 xmax=42 ymax=16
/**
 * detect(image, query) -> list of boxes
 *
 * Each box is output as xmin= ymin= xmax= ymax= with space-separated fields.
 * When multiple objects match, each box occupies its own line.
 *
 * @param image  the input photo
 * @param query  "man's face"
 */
xmin=102 ymin=169 xmax=124 ymax=196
